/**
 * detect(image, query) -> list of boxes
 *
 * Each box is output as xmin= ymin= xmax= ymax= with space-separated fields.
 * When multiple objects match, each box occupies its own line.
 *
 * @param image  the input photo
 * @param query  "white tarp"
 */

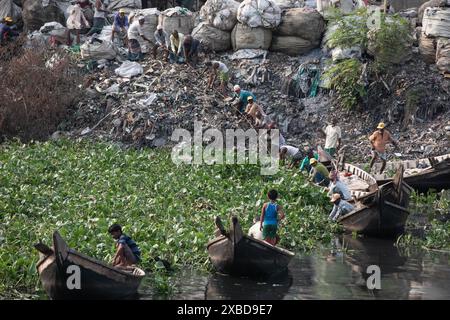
xmin=237 ymin=0 xmax=282 ymax=28
xmin=229 ymin=48 xmax=268 ymax=60
xmin=423 ymin=8 xmax=450 ymax=38
xmin=115 ymin=60 xmax=143 ymax=77
xmin=200 ymin=0 xmax=240 ymax=31
xmin=81 ymin=40 xmax=119 ymax=60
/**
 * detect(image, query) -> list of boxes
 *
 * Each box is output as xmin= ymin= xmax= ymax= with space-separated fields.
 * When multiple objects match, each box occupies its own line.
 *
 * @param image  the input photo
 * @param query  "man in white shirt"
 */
xmin=322 ymin=118 xmax=342 ymax=157
xmin=280 ymin=145 xmax=303 ymax=168
xmin=248 ymin=216 xmax=263 ymax=240
xmin=127 ymin=16 xmax=152 ymax=61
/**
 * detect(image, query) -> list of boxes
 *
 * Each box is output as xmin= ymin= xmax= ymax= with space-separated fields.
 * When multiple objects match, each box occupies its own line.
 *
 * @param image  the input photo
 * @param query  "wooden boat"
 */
xmin=338 ymin=162 xmax=379 ymax=200
xmin=35 ymin=231 xmax=145 ymax=300
xmin=360 ymin=153 xmax=450 ymax=193
xmin=207 ymin=216 xmax=295 ymax=278
xmin=337 ymin=165 xmax=414 ymax=237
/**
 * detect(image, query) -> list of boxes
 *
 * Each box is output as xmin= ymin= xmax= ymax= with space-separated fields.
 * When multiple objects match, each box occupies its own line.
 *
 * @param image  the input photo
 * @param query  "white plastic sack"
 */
xmin=0 ymin=0 xmax=22 ymax=22
xmin=115 ymin=60 xmax=143 ymax=77
xmin=160 ymin=6 xmax=194 ymax=36
xmin=191 ymin=22 xmax=231 ymax=51
xmin=231 ymin=23 xmax=272 ymax=50
xmin=275 ymin=7 xmax=324 ymax=41
xmin=81 ymin=40 xmax=118 ymax=60
xmin=39 ymin=21 xmax=68 ymax=38
xmin=331 ymin=46 xmax=362 ymax=61
xmin=237 ymin=0 xmax=282 ymax=28
xmin=66 ymin=4 xmax=90 ymax=29
xmin=229 ymin=49 xmax=268 ymax=60
xmin=273 ymin=0 xmax=303 ymax=9
xmin=270 ymin=35 xmax=317 ymax=56
xmin=108 ymin=0 xmax=142 ymax=11
xmin=200 ymin=0 xmax=240 ymax=31
xmin=423 ymin=8 xmax=450 ymax=38
xmin=436 ymin=38 xmax=450 ymax=76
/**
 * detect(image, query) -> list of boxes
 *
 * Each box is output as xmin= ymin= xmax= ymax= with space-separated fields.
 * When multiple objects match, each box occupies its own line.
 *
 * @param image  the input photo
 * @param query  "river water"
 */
xmin=139 ymin=235 xmax=450 ymax=300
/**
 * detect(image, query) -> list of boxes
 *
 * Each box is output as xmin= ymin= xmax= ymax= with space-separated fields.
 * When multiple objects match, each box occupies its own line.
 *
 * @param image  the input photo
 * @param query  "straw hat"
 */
xmin=330 ymin=193 xmax=341 ymax=203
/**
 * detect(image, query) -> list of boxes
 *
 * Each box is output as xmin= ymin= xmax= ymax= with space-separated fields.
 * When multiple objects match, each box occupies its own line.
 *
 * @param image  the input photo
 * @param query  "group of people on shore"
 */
xmin=246 ymin=118 xmax=400 ymax=246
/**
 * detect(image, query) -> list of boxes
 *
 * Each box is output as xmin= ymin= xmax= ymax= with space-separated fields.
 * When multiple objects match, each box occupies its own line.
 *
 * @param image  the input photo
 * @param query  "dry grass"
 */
xmin=0 ymin=40 xmax=82 ymax=141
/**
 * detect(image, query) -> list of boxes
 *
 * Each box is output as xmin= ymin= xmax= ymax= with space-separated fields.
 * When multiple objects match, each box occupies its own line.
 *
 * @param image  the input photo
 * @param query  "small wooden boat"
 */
xmin=337 ymin=165 xmax=413 ymax=237
xmin=339 ymin=162 xmax=379 ymax=200
xmin=207 ymin=216 xmax=295 ymax=278
xmin=360 ymin=154 xmax=450 ymax=193
xmin=35 ymin=231 xmax=145 ymax=300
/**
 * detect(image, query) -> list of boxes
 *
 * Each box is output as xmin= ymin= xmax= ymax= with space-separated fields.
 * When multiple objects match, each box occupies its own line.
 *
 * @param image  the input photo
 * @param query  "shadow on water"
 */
xmin=205 ymin=271 xmax=293 ymax=300
xmin=138 ymin=236 xmax=450 ymax=300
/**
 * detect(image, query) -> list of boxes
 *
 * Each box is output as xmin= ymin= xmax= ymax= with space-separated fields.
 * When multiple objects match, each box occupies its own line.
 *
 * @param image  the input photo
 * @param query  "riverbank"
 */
xmin=1 ymin=139 xmax=449 ymax=299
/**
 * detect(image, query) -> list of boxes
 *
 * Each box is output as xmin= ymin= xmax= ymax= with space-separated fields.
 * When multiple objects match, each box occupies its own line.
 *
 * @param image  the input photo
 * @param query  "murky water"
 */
xmin=139 ymin=235 xmax=450 ymax=300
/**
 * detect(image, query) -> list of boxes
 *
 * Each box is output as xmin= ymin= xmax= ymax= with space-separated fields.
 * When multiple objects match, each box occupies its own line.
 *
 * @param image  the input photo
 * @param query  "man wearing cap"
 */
xmin=328 ymin=193 xmax=354 ymax=221
xmin=0 ymin=17 xmax=19 ymax=46
xmin=111 ymin=9 xmax=129 ymax=45
xmin=369 ymin=122 xmax=399 ymax=174
xmin=153 ymin=25 xmax=170 ymax=60
xmin=127 ymin=16 xmax=152 ymax=61
xmin=321 ymin=118 xmax=342 ymax=157
xmin=327 ymin=170 xmax=352 ymax=201
xmin=309 ymin=158 xmax=330 ymax=186
xmin=245 ymin=96 xmax=266 ymax=126
xmin=232 ymin=85 xmax=255 ymax=113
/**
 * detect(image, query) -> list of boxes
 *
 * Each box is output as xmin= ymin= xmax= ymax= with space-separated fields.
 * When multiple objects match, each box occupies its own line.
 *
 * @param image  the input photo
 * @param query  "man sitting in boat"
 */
xmin=327 ymin=170 xmax=352 ymax=201
xmin=309 ymin=158 xmax=330 ymax=186
xmin=328 ymin=193 xmax=354 ymax=221
xmin=260 ymin=189 xmax=285 ymax=246
xmin=248 ymin=215 xmax=263 ymax=240
xmin=369 ymin=122 xmax=399 ymax=174
xmin=108 ymin=224 xmax=141 ymax=267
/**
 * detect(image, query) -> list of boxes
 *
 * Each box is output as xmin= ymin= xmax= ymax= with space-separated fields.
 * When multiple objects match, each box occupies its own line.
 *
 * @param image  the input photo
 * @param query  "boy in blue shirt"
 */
xmin=108 ymin=224 xmax=141 ymax=267
xmin=260 ymin=189 xmax=285 ymax=246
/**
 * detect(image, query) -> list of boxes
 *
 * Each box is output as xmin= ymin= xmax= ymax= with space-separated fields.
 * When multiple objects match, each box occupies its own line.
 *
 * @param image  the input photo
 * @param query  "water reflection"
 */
xmin=205 ymin=272 xmax=293 ymax=300
xmin=140 ymin=236 xmax=450 ymax=300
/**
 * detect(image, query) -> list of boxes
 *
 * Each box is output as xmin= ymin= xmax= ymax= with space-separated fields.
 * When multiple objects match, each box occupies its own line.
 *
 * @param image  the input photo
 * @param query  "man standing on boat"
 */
xmin=329 ymin=193 xmax=354 ymax=221
xmin=108 ymin=224 xmax=141 ymax=267
xmin=369 ymin=122 xmax=399 ymax=174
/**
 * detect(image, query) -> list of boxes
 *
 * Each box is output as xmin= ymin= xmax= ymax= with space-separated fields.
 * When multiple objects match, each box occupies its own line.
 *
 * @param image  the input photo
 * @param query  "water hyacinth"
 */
xmin=0 ymin=139 xmax=335 ymax=298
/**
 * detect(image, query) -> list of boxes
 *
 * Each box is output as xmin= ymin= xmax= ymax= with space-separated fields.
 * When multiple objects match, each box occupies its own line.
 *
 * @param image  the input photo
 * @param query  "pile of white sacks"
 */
xmin=193 ymin=0 xmax=324 ymax=56
xmin=418 ymin=2 xmax=450 ymax=76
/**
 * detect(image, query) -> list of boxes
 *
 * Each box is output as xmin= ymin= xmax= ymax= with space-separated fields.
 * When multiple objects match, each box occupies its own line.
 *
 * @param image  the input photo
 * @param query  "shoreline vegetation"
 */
xmin=1 ymin=139 xmax=449 ymax=299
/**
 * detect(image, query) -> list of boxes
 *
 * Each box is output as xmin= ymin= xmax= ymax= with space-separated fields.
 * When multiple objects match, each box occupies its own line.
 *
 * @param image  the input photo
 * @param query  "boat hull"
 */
xmin=207 ymin=217 xmax=294 ymax=278
xmin=36 ymin=232 xmax=144 ymax=300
